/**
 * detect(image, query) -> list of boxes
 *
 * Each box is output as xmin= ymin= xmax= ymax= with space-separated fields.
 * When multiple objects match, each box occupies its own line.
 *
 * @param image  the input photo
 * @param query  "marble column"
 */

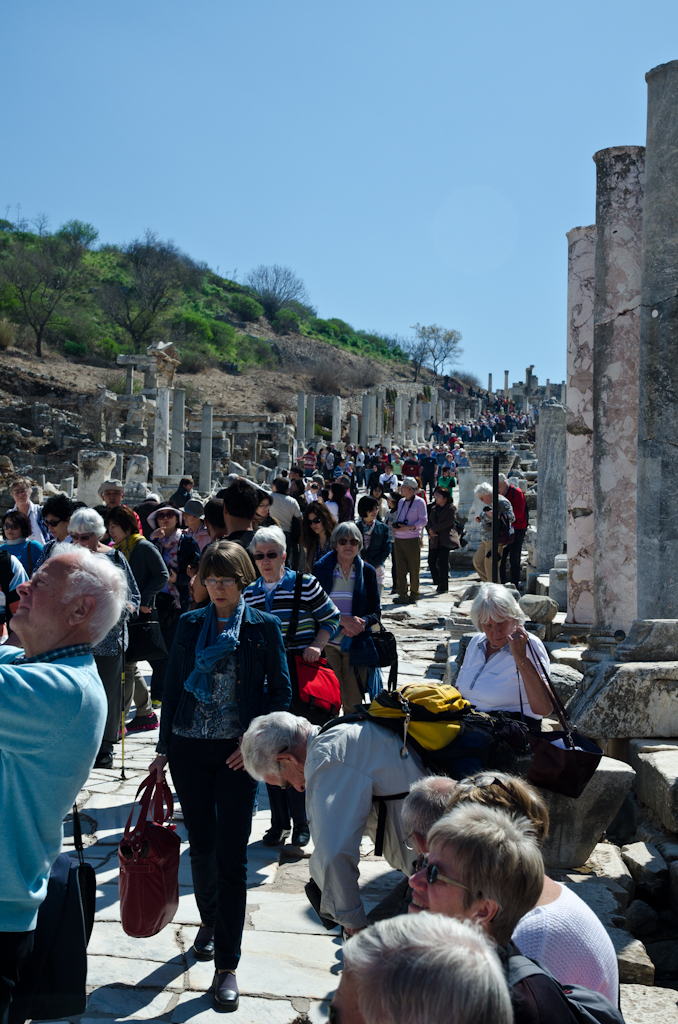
xmin=637 ymin=61 xmax=678 ymax=618
xmin=566 ymin=226 xmax=596 ymax=624
xmin=409 ymin=396 xmax=417 ymax=440
xmin=488 ymin=373 xmax=492 ymax=393
xmin=504 ymin=371 xmax=509 ymax=398
xmin=377 ymin=391 xmax=385 ymax=441
xmin=296 ymin=392 xmax=306 ymax=442
xmin=200 ymin=403 xmax=213 ymax=494
xmin=154 ymin=386 xmax=170 ymax=479
xmin=360 ymin=394 xmax=370 ymax=445
xmin=171 ymin=388 xmax=185 ymax=476
xmin=369 ymin=394 xmax=377 ymax=436
xmin=306 ymin=395 xmax=316 ymax=442
xmin=77 ymin=449 xmax=116 ymax=506
xmin=535 ymin=399 xmax=567 ymax=574
xmin=349 ymin=414 xmax=359 ymax=445
xmin=331 ymin=396 xmax=342 ymax=444
xmin=592 ymin=145 xmax=644 ymax=634
xmin=394 ymin=396 xmax=403 ymax=439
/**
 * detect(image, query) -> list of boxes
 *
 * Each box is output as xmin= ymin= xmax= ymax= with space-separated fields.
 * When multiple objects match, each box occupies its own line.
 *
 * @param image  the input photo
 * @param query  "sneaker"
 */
xmin=126 ymin=711 xmax=159 ymax=733
xmin=292 ymin=825 xmax=311 ymax=847
xmin=262 ymin=826 xmax=291 ymax=847
xmin=152 ymin=699 xmax=162 ymax=709
xmin=94 ymin=751 xmax=114 ymax=769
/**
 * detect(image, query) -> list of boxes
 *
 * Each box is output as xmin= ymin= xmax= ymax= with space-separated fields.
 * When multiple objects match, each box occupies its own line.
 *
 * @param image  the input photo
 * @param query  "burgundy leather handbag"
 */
xmin=118 ymin=774 xmax=181 ymax=937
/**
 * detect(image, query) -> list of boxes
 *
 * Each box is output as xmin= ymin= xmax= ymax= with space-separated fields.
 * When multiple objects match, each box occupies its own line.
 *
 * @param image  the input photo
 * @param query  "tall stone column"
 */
xmin=377 ymin=391 xmax=385 ymax=440
xmin=409 ymin=396 xmax=417 ymax=439
xmin=504 ymin=371 xmax=509 ymax=398
xmin=349 ymin=414 xmax=359 ymax=445
xmin=535 ymin=400 xmax=567 ymax=574
xmin=566 ymin=226 xmax=596 ymax=624
xmin=154 ymin=387 xmax=170 ymax=480
xmin=488 ymin=373 xmax=492 ymax=393
xmin=592 ymin=146 xmax=644 ymax=635
xmin=171 ymin=388 xmax=185 ymax=476
xmin=638 ymin=61 xmax=678 ymax=618
xmin=306 ymin=395 xmax=316 ymax=442
xmin=369 ymin=394 xmax=377 ymax=436
xmin=394 ymin=396 xmax=403 ymax=440
xmin=296 ymin=392 xmax=306 ymax=442
xmin=360 ymin=394 xmax=370 ymax=445
xmin=199 ymin=403 xmax=213 ymax=494
xmin=331 ymin=396 xmax=342 ymax=443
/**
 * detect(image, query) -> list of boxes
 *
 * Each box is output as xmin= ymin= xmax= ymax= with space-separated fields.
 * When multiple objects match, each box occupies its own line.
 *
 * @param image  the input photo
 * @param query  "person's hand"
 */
xmin=186 ymin=564 xmax=198 ymax=578
xmin=150 ymin=528 xmax=164 ymax=540
xmin=341 ymin=615 xmax=365 ymax=637
xmin=302 ymin=643 xmax=322 ymax=663
xmin=428 ymin=529 xmax=435 ymax=537
xmin=507 ymin=624 xmax=529 ymax=663
xmin=226 ymin=737 xmax=245 ymax=771
xmin=140 ymin=605 xmax=152 ymax=614
xmin=149 ymin=754 xmax=168 ymax=782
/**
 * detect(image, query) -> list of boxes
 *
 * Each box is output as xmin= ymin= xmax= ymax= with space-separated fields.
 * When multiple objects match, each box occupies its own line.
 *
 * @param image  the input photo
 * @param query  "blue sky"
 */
xmin=1 ymin=1 xmax=675 ymax=385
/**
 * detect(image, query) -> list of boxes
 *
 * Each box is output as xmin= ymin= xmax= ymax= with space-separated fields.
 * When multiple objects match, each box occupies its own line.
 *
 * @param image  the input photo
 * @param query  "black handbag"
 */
xmin=370 ymin=627 xmax=398 ymax=691
xmin=126 ymin=611 xmax=169 ymax=662
xmin=9 ymin=806 xmax=95 ymax=1023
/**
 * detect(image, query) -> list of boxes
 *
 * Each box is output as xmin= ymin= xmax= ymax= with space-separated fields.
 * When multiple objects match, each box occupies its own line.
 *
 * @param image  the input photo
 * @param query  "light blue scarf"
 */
xmin=184 ymin=600 xmax=245 ymax=703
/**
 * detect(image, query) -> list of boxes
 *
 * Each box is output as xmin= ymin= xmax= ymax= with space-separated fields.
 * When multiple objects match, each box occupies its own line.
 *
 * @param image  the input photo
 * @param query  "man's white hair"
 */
xmin=402 ymin=777 xmax=457 ymax=838
xmin=248 ymin=525 xmax=286 ymax=555
xmin=474 ymin=481 xmax=494 ymax=499
xmin=50 ymin=545 xmax=132 ymax=645
xmin=68 ymin=507 xmax=106 ymax=539
xmin=342 ymin=912 xmax=512 ymax=1024
xmin=240 ymin=712 xmax=313 ymax=780
xmin=470 ymin=582 xmax=526 ymax=630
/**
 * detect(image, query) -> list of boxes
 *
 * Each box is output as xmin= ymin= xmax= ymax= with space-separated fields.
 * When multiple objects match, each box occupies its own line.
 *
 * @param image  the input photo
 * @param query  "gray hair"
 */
xmin=474 ymin=482 xmax=493 ymax=500
xmin=49 ymin=545 xmax=132 ymax=645
xmin=330 ymin=521 xmax=363 ymax=552
xmin=240 ymin=712 xmax=313 ymax=780
xmin=248 ymin=525 xmax=286 ymax=555
xmin=470 ymin=582 xmax=526 ymax=630
xmin=401 ymin=476 xmax=418 ymax=490
xmin=342 ymin=913 xmax=512 ymax=1024
xmin=402 ymin=777 xmax=457 ymax=839
xmin=497 ymin=473 xmax=509 ymax=484
xmin=427 ymin=804 xmax=544 ymax=945
xmin=68 ymin=507 xmax=106 ymax=539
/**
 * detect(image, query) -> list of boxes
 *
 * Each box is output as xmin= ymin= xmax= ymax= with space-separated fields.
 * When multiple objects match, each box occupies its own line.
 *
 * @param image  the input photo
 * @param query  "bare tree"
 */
xmin=244 ymin=264 xmax=310 ymax=321
xmin=0 ymin=219 xmax=98 ymax=357
xmin=403 ymin=335 xmax=430 ymax=382
xmin=410 ymin=323 xmax=463 ymax=380
xmin=99 ymin=230 xmax=203 ymax=353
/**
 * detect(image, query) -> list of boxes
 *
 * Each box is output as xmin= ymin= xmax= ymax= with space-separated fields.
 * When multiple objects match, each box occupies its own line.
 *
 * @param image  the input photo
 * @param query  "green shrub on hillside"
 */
xmin=272 ymin=308 xmax=300 ymax=334
xmin=228 ymin=294 xmax=263 ymax=322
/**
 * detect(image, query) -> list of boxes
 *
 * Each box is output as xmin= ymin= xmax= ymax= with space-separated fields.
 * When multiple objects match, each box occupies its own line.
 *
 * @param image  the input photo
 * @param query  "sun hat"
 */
xmin=147 ymin=505 xmax=183 ymax=530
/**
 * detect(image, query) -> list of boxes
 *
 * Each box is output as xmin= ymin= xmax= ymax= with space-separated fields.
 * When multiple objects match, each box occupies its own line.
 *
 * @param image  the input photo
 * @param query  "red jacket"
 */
xmin=504 ymin=484 xmax=527 ymax=530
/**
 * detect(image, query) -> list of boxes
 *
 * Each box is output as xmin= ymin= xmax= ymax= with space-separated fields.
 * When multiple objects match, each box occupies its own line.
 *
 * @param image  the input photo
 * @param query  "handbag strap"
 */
xmin=71 ymin=803 xmax=85 ymax=868
xmin=284 ymin=571 xmax=304 ymax=651
xmin=123 ymin=773 xmax=174 ymax=849
xmin=524 ymin=635 xmax=574 ymax=745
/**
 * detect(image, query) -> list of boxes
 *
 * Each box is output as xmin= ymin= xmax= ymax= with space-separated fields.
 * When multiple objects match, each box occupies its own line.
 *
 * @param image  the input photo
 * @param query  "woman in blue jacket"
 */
xmin=149 ymin=541 xmax=291 ymax=1013
xmin=313 ymin=522 xmax=382 ymax=713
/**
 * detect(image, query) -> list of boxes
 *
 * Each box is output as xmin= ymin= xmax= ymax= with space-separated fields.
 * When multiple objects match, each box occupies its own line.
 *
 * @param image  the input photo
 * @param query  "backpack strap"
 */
xmin=374 ymin=792 xmax=409 ymax=856
xmin=284 ymin=571 xmax=304 ymax=651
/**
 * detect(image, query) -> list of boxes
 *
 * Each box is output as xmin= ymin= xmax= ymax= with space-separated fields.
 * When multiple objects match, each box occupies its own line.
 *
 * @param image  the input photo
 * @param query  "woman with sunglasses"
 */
xmin=243 ymin=526 xmax=341 ymax=846
xmin=67 ymin=508 xmax=141 ymax=769
xmin=313 ymin=522 xmax=382 ymax=713
xmin=0 ymin=510 xmax=43 ymax=576
xmin=149 ymin=541 xmax=290 ymax=1012
xmin=252 ymin=489 xmax=279 ymax=531
xmin=300 ymin=501 xmax=337 ymax=567
xmin=33 ymin=494 xmax=77 ymax=568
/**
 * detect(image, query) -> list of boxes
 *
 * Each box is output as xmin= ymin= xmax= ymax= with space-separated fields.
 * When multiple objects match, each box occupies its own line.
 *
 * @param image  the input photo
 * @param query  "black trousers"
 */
xmin=94 ymin=652 xmax=123 ymax=754
xmin=169 ymin=734 xmax=257 ymax=971
xmin=500 ymin=529 xmax=526 ymax=587
xmin=149 ymin=620 xmax=180 ymax=703
xmin=0 ymin=931 xmax=34 ymax=1024
xmin=266 ymin=783 xmax=307 ymax=831
xmin=421 ymin=476 xmax=436 ymax=500
xmin=428 ymin=546 xmax=450 ymax=591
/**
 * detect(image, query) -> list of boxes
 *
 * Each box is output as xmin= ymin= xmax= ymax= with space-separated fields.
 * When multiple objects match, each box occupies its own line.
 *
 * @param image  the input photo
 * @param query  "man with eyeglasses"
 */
xmin=9 ymin=478 xmax=49 ymax=544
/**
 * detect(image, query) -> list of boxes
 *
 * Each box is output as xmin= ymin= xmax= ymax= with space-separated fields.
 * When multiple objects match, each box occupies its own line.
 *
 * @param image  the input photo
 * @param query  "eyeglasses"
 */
xmin=337 ymin=538 xmax=359 ymax=546
xmin=156 ymin=512 xmax=176 ymax=520
xmin=12 ymin=489 xmax=29 ymax=496
xmin=413 ymin=853 xmax=471 ymax=892
xmin=204 ymin=577 xmax=237 ymax=588
xmin=308 ymin=517 xmax=321 ymax=525
xmin=253 ymin=551 xmax=281 ymax=561
xmin=44 ymin=518 xmax=62 ymax=528
xmin=70 ymin=532 xmax=95 ymax=542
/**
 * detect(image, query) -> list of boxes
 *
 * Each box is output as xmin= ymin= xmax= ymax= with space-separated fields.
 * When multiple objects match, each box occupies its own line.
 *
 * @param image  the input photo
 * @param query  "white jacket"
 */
xmin=306 ymin=720 xmax=425 ymax=929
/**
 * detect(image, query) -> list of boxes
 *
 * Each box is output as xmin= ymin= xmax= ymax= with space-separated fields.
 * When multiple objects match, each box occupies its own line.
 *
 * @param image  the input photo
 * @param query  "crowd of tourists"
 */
xmin=0 ymin=449 xmax=623 ymax=1022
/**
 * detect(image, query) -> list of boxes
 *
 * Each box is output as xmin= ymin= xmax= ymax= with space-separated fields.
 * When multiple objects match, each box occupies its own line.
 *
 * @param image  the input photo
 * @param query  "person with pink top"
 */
xmin=392 ymin=477 xmax=428 ymax=604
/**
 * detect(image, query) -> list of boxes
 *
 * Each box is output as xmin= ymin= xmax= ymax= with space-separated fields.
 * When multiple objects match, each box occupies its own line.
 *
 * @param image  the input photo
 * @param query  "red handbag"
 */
xmin=118 ymin=774 xmax=181 ymax=938
xmin=292 ymin=654 xmax=342 ymax=717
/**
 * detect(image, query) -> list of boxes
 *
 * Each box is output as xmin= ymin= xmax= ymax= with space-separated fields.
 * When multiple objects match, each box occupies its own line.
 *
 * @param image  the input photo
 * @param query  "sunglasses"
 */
xmin=70 ymin=532 xmax=95 ymax=542
xmin=253 ymin=551 xmax=281 ymax=561
xmin=156 ymin=512 xmax=176 ymax=520
xmin=44 ymin=518 xmax=62 ymax=528
xmin=414 ymin=853 xmax=471 ymax=892
xmin=308 ymin=517 xmax=321 ymax=525
xmin=337 ymin=538 xmax=359 ymax=546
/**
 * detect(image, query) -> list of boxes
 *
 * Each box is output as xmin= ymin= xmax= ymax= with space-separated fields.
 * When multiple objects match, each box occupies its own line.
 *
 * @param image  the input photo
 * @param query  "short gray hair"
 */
xmin=497 ymin=473 xmax=509 ymax=484
xmin=427 ymin=804 xmax=544 ymax=945
xmin=402 ymin=777 xmax=457 ymax=838
xmin=342 ymin=913 xmax=512 ymax=1024
xmin=474 ymin=482 xmax=493 ymax=500
xmin=68 ymin=507 xmax=106 ymax=539
xmin=50 ymin=545 xmax=132 ymax=645
xmin=401 ymin=476 xmax=418 ymax=490
xmin=241 ymin=713 xmax=313 ymax=780
xmin=470 ymin=582 xmax=526 ymax=630
xmin=330 ymin=521 xmax=363 ymax=552
xmin=248 ymin=525 xmax=286 ymax=555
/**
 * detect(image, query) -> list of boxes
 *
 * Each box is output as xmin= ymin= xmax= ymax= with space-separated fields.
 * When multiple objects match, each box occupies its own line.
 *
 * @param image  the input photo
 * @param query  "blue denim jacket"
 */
xmin=157 ymin=603 xmax=291 ymax=755
xmin=312 ymin=552 xmax=381 ymax=667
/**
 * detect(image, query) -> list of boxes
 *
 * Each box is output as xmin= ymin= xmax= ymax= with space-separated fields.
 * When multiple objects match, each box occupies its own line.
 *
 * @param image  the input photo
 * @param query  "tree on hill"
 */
xmin=245 ymin=264 xmax=310 ymax=321
xmin=98 ymin=230 xmax=202 ymax=353
xmin=0 ymin=219 xmax=98 ymax=357
xmin=410 ymin=322 xmax=463 ymax=381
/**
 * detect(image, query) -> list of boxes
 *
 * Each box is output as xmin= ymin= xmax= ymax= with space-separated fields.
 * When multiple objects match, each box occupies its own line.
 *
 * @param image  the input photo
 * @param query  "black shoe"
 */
xmin=94 ymin=750 xmax=113 ymax=769
xmin=436 ymin=587 xmax=449 ymax=594
xmin=213 ymin=971 xmax=239 ymax=1012
xmin=292 ymin=825 xmax=310 ymax=847
xmin=193 ymin=925 xmax=215 ymax=961
xmin=393 ymin=596 xmax=410 ymax=605
xmin=262 ymin=826 xmax=291 ymax=847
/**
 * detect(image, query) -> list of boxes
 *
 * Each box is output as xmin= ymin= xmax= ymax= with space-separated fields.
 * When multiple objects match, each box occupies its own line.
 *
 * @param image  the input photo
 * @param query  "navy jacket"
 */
xmin=157 ymin=603 xmax=291 ymax=755
xmin=356 ymin=520 xmax=391 ymax=570
xmin=313 ymin=551 xmax=380 ymax=666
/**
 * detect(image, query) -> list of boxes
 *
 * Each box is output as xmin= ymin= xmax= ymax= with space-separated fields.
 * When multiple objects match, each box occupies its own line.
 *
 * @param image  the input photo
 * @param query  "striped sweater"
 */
xmin=243 ymin=568 xmax=341 ymax=651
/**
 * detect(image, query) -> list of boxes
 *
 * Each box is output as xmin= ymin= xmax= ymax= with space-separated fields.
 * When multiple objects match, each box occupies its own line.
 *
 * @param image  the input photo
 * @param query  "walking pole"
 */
xmin=120 ymin=663 xmax=126 ymax=781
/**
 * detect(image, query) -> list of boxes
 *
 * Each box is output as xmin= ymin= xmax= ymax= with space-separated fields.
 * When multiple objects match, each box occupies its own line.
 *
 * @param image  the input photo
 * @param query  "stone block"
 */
xmin=620 ymin=984 xmax=678 ymax=1024
xmin=536 ymin=575 xmax=550 ymax=596
xmin=550 ymin=646 xmax=587 ymax=672
xmin=171 ymin=992 xmax=301 ymax=1024
xmin=443 ymin=658 xmax=460 ymax=686
xmin=554 ymin=553 xmax=568 ymax=569
xmin=549 ymin=664 xmax=583 ymax=705
xmin=616 ymin=619 xmax=678 ymax=662
xmin=519 ymin=594 xmax=559 ymax=624
xmin=85 ymin=986 xmax=175 ymax=1018
xmin=621 ymin=842 xmax=667 ymax=894
xmin=644 ymin=939 xmax=678 ymax=977
xmin=583 ymin=842 xmax=635 ymax=896
xmin=549 ymin=567 xmax=568 ymax=611
xmin=627 ymin=739 xmax=678 ymax=832
xmin=626 ymin=899 xmax=659 ymax=937
xmin=568 ymin=662 xmax=678 ymax=738
xmin=539 ymin=756 xmax=635 ymax=868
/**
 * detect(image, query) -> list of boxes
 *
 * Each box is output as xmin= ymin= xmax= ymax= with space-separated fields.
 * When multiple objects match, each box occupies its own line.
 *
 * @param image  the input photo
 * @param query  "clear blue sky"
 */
xmin=1 ymin=1 xmax=675 ymax=385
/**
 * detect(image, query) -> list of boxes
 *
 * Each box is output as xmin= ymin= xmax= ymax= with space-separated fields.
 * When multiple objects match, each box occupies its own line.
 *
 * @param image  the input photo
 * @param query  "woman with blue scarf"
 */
xmin=149 ymin=541 xmax=291 ymax=1013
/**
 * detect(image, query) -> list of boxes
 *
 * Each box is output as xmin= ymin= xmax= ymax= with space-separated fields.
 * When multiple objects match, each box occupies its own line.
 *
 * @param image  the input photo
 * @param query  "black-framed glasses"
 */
xmin=156 ymin=511 xmax=176 ymax=520
xmin=44 ymin=518 xmax=62 ymax=528
xmin=337 ymin=538 xmax=359 ymax=546
xmin=308 ymin=517 xmax=321 ymax=525
xmin=253 ymin=551 xmax=281 ymax=561
xmin=413 ymin=853 xmax=471 ymax=892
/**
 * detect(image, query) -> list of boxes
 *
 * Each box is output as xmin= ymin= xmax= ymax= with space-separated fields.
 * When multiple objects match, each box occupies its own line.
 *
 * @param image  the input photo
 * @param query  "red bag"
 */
xmin=292 ymin=654 xmax=341 ymax=718
xmin=118 ymin=774 xmax=181 ymax=938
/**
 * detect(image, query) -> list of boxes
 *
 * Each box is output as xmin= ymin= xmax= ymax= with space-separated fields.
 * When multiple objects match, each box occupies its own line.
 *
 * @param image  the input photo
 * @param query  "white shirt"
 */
xmin=11 ymin=500 xmax=45 ymax=545
xmin=455 ymin=632 xmax=550 ymax=716
xmin=355 ymin=452 xmax=365 ymax=467
xmin=379 ymin=473 xmax=397 ymax=490
xmin=270 ymin=493 xmax=302 ymax=533
xmin=512 ymin=882 xmax=619 ymax=1004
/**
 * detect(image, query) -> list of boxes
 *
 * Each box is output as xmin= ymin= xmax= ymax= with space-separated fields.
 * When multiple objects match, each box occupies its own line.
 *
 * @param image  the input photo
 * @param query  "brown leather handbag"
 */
xmin=118 ymin=774 xmax=181 ymax=937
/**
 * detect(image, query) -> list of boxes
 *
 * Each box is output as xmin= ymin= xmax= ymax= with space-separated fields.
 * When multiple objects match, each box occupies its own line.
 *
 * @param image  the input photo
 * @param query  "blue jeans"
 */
xmin=169 ymin=735 xmax=257 ymax=971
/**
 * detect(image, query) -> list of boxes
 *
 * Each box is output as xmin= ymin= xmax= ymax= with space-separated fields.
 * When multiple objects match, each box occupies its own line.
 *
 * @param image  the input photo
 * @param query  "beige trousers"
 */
xmin=324 ymin=645 xmax=369 ymax=716
xmin=472 ymin=540 xmax=507 ymax=583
